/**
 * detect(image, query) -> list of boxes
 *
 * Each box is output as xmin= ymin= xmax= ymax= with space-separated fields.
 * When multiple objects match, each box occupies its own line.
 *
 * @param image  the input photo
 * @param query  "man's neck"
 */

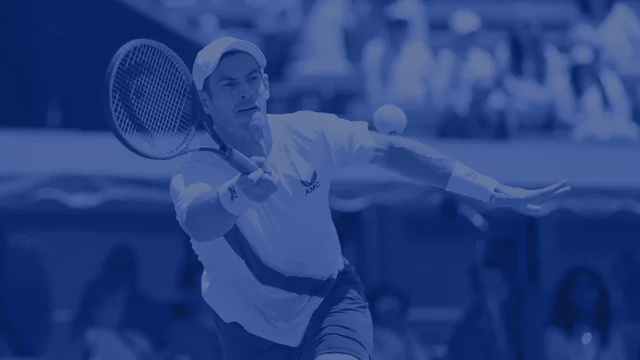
xmin=215 ymin=120 xmax=272 ymax=159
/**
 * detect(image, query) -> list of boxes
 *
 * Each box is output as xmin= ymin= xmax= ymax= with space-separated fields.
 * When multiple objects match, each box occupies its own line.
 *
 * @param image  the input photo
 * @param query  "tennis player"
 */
xmin=170 ymin=36 xmax=570 ymax=360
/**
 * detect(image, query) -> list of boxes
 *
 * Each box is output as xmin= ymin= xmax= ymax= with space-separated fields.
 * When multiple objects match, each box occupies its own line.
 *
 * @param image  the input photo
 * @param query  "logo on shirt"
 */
xmin=228 ymin=185 xmax=238 ymax=202
xmin=301 ymin=171 xmax=320 ymax=195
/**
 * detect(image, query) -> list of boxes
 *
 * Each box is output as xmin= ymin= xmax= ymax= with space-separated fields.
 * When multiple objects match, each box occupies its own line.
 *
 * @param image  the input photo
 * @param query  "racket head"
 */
xmin=104 ymin=39 xmax=201 ymax=160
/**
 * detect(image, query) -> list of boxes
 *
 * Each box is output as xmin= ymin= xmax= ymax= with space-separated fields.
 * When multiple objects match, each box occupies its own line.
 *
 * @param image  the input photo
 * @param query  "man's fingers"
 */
xmin=247 ymin=168 xmax=265 ymax=182
xmin=528 ymin=184 xmax=571 ymax=205
xmin=530 ymin=181 xmax=570 ymax=200
xmin=250 ymin=156 xmax=268 ymax=168
xmin=250 ymin=156 xmax=272 ymax=174
xmin=536 ymin=180 xmax=568 ymax=195
xmin=553 ymin=186 xmax=572 ymax=197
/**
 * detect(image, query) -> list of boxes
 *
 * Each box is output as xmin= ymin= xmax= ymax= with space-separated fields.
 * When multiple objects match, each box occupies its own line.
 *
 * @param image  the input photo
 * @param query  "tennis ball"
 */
xmin=373 ymin=104 xmax=407 ymax=135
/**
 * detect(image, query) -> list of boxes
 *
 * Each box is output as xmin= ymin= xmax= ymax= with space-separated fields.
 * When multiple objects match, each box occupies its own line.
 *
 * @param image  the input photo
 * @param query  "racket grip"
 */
xmin=227 ymin=149 xmax=260 ymax=174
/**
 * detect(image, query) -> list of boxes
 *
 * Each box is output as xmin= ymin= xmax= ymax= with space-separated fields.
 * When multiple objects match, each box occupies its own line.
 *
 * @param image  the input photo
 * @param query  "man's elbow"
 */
xmin=368 ymin=133 xmax=415 ymax=170
xmin=179 ymin=195 xmax=237 ymax=241
xmin=368 ymin=132 xmax=395 ymax=166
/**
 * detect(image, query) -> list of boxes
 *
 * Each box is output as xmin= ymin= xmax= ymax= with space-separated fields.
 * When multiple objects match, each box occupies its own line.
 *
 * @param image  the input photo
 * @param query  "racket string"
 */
xmin=110 ymin=42 xmax=196 ymax=157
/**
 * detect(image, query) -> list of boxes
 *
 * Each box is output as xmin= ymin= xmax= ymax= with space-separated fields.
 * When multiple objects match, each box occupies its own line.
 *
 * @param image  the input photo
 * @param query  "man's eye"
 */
xmin=222 ymin=83 xmax=235 ymax=89
xmin=249 ymin=76 xmax=260 ymax=82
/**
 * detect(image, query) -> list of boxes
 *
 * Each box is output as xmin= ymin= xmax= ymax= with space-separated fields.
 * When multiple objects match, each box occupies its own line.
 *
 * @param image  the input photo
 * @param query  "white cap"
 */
xmin=449 ymin=8 xmax=482 ymax=35
xmin=192 ymin=36 xmax=267 ymax=91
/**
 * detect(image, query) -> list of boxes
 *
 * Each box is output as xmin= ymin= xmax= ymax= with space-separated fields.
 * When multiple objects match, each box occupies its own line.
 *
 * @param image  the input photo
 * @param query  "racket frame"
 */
xmin=104 ymin=38 xmax=201 ymax=160
xmin=104 ymin=38 xmax=259 ymax=174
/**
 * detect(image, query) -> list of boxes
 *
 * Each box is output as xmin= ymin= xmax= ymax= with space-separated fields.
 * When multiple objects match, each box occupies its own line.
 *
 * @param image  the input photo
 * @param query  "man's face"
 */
xmin=203 ymin=51 xmax=270 ymax=131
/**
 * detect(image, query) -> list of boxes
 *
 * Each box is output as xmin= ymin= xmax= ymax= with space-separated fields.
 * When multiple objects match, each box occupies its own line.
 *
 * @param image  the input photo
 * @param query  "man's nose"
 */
xmin=239 ymin=93 xmax=256 ymax=104
xmin=238 ymin=82 xmax=251 ymax=100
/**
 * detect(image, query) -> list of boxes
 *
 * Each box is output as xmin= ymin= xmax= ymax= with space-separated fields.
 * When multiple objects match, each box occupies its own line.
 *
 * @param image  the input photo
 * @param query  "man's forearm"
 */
xmin=371 ymin=134 xmax=497 ymax=202
xmin=372 ymin=135 xmax=456 ymax=188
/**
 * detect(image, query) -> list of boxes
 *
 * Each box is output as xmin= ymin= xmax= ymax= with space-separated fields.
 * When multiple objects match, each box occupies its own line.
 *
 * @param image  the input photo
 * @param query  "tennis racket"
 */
xmin=104 ymin=38 xmax=259 ymax=175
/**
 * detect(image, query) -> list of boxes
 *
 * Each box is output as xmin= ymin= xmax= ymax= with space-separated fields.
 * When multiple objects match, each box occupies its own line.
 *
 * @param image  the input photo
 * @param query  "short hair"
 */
xmin=550 ymin=265 xmax=613 ymax=344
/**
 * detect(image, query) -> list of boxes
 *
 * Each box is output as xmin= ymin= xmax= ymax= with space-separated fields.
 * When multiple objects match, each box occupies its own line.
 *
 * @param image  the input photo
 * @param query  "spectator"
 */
xmin=545 ymin=265 xmax=627 ymax=360
xmin=570 ymin=0 xmax=640 ymax=72
xmin=368 ymin=284 xmax=430 ymax=360
xmin=493 ymin=24 xmax=571 ymax=134
xmin=254 ymin=0 xmax=305 ymax=81
xmin=560 ymin=45 xmax=639 ymax=141
xmin=612 ymin=254 xmax=640 ymax=322
xmin=361 ymin=1 xmax=434 ymax=133
xmin=432 ymin=9 xmax=499 ymax=138
xmin=0 ymin=221 xmax=53 ymax=357
xmin=447 ymin=252 xmax=526 ymax=360
xmin=393 ymin=0 xmax=430 ymax=43
xmin=100 ymin=244 xmax=173 ymax=351
xmin=613 ymin=255 xmax=640 ymax=360
xmin=164 ymin=256 xmax=222 ymax=360
xmin=71 ymin=275 xmax=155 ymax=360
xmin=288 ymin=0 xmax=355 ymax=78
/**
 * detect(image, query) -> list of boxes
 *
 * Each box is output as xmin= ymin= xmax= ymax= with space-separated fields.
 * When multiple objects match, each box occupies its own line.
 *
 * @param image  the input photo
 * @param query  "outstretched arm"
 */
xmin=367 ymin=133 xmax=570 ymax=210
xmin=311 ymin=111 xmax=570 ymax=210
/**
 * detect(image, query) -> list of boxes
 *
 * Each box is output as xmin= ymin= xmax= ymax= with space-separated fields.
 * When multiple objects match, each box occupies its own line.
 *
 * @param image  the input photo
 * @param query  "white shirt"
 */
xmin=571 ymin=2 xmax=640 ymax=67
xmin=290 ymin=0 xmax=354 ymax=77
xmin=393 ymin=0 xmax=430 ymax=43
xmin=431 ymin=47 xmax=498 ymax=116
xmin=362 ymin=38 xmax=434 ymax=108
xmin=170 ymin=111 xmax=376 ymax=346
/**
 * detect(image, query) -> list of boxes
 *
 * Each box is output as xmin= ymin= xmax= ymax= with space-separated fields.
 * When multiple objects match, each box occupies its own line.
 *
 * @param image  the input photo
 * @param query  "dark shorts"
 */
xmin=211 ymin=262 xmax=374 ymax=360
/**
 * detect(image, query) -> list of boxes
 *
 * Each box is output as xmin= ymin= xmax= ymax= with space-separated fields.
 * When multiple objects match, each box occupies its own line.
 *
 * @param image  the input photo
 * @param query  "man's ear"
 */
xmin=198 ymin=91 xmax=213 ymax=115
xmin=261 ymin=72 xmax=270 ymax=101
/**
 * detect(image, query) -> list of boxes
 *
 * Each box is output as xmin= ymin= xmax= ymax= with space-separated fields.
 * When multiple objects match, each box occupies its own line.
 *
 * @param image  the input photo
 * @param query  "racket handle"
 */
xmin=227 ymin=149 xmax=260 ymax=174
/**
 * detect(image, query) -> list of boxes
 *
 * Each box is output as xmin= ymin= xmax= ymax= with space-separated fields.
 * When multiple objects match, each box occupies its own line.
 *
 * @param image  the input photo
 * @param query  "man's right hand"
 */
xmin=236 ymin=157 xmax=279 ymax=203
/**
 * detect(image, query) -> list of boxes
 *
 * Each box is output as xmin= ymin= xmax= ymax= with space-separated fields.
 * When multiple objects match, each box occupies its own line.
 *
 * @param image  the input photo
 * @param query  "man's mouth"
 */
xmin=237 ymin=105 xmax=258 ymax=113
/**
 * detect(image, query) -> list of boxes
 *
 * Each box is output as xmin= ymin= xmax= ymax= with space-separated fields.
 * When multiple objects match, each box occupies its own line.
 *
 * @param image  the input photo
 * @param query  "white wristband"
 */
xmin=445 ymin=162 xmax=498 ymax=203
xmin=218 ymin=176 xmax=256 ymax=216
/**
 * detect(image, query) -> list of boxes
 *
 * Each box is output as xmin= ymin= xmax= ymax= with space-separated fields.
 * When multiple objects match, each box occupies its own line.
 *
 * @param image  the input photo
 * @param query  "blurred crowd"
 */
xmin=3 ymin=0 xmax=640 ymax=359
xmin=157 ymin=0 xmax=640 ymax=141
xmin=3 ymin=223 xmax=640 ymax=360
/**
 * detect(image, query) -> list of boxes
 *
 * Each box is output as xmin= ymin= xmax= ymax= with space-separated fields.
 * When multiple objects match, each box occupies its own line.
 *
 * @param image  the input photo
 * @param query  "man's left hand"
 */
xmin=489 ymin=180 xmax=571 ymax=213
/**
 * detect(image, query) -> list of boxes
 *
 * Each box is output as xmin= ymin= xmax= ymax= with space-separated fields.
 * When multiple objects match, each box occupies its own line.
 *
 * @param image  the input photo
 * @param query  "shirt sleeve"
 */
xmin=302 ymin=111 xmax=377 ymax=168
xmin=169 ymin=160 xmax=229 ymax=229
